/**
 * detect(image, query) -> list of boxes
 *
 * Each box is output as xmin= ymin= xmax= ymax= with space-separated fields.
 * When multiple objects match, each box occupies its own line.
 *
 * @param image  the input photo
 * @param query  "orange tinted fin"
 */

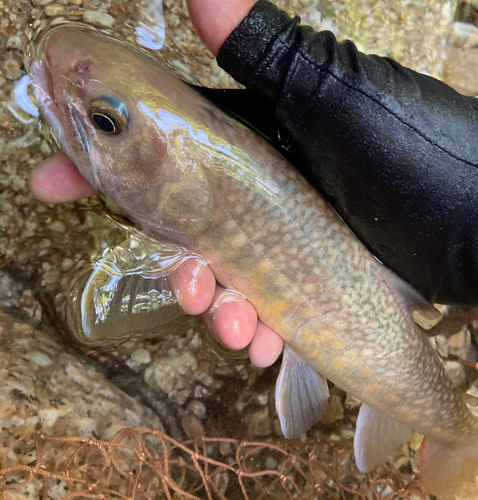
xmin=420 ymin=436 xmax=478 ymax=499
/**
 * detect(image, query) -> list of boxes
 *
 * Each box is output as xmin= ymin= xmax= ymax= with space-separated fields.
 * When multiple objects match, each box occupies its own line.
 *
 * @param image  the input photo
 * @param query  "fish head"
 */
xmin=30 ymin=23 xmax=216 ymax=237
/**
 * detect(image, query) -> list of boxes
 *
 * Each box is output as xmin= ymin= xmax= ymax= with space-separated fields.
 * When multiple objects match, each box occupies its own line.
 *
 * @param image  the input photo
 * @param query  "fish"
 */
xmin=30 ymin=22 xmax=478 ymax=499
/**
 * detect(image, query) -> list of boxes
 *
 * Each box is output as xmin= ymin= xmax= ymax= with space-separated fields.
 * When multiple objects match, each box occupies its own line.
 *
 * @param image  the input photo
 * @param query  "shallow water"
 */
xmin=0 ymin=0 xmax=476 ymax=498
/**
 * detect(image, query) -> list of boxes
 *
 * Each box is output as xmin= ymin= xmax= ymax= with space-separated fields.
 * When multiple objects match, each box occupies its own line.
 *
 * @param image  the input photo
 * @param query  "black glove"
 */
xmin=194 ymin=0 xmax=478 ymax=307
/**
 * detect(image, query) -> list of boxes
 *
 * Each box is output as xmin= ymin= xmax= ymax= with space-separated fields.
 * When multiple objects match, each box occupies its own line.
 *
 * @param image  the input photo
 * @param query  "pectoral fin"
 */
xmin=70 ymin=232 xmax=196 ymax=345
xmin=275 ymin=344 xmax=329 ymax=439
xmin=354 ymin=403 xmax=414 ymax=473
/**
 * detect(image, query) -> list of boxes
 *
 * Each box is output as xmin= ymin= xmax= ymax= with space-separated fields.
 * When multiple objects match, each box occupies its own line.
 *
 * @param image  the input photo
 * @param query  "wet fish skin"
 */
xmin=31 ymin=24 xmax=478 ymax=498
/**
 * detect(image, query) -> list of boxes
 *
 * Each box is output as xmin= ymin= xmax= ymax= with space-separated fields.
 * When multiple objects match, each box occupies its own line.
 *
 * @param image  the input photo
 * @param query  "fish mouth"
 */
xmin=29 ymin=59 xmax=63 ymax=142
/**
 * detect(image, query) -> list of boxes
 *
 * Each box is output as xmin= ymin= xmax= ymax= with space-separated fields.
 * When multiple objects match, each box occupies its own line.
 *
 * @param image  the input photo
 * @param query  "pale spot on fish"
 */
xmin=424 ymin=409 xmax=435 ymax=415
xmin=415 ymin=399 xmax=427 ymax=405
xmin=304 ymin=331 xmax=315 ymax=342
xmin=257 ymin=259 xmax=272 ymax=272
xmin=333 ymin=359 xmax=347 ymax=368
xmin=395 ymin=407 xmax=408 ymax=413
xmin=367 ymin=385 xmax=381 ymax=393
xmin=275 ymin=275 xmax=287 ymax=285
xmin=386 ymin=394 xmax=400 ymax=403
xmin=432 ymin=427 xmax=442 ymax=433
xmin=231 ymin=232 xmax=248 ymax=247
xmin=334 ymin=339 xmax=346 ymax=349
xmin=398 ymin=384 xmax=408 ymax=390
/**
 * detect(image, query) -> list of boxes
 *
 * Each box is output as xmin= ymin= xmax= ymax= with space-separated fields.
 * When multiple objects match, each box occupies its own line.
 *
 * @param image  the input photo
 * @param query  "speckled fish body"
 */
xmin=30 ymin=24 xmax=478 ymax=496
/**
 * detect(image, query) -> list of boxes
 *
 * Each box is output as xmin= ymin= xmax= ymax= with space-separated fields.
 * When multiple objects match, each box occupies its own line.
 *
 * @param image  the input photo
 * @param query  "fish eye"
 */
xmin=88 ymin=95 xmax=129 ymax=136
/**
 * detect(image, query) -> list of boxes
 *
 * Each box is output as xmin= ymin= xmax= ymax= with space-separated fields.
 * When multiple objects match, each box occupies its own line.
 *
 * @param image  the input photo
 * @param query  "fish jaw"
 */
xmin=30 ymin=60 xmax=63 ymax=145
xmin=29 ymin=30 xmax=105 ymax=191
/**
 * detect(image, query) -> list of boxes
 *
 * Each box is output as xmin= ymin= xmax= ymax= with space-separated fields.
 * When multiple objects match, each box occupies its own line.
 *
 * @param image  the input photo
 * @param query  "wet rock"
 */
xmin=144 ymin=351 xmax=198 ymax=394
xmin=2 ymin=53 xmax=22 ymax=80
xmin=127 ymin=348 xmax=151 ymax=370
xmin=30 ymin=351 xmax=53 ymax=367
xmin=409 ymin=432 xmax=424 ymax=451
xmin=181 ymin=412 xmax=204 ymax=439
xmin=108 ymin=2 xmax=132 ymax=22
xmin=219 ymin=441 xmax=232 ymax=456
xmin=0 ymin=312 xmax=163 ymax=453
xmin=0 ymin=271 xmax=22 ymax=308
xmin=243 ymin=406 xmax=271 ymax=438
xmin=83 ymin=10 xmax=116 ymax=27
xmin=321 ymin=394 xmax=344 ymax=425
xmin=187 ymin=399 xmax=206 ymax=419
xmin=344 ymin=393 xmax=361 ymax=410
xmin=212 ymin=470 xmax=229 ymax=495
xmin=44 ymin=3 xmax=65 ymax=16
xmin=6 ymin=35 xmax=22 ymax=50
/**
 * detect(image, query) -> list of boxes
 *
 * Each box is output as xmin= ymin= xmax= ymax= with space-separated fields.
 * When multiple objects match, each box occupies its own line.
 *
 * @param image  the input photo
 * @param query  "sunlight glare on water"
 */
xmin=135 ymin=0 xmax=166 ymax=50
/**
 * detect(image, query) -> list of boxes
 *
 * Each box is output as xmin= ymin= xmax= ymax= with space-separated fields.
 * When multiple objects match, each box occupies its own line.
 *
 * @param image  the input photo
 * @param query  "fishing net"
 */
xmin=0 ymin=427 xmax=428 ymax=500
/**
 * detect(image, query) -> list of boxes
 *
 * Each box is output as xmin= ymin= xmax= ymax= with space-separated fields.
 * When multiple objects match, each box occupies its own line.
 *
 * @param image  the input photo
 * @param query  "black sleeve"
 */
xmin=216 ymin=0 xmax=478 ymax=307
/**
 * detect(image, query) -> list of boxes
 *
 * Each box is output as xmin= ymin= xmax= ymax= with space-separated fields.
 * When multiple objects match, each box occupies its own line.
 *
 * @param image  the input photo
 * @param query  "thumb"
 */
xmin=186 ymin=0 xmax=256 ymax=56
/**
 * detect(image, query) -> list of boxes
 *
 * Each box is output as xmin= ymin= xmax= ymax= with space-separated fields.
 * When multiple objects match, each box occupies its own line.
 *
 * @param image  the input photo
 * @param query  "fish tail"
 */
xmin=420 ymin=436 xmax=478 ymax=499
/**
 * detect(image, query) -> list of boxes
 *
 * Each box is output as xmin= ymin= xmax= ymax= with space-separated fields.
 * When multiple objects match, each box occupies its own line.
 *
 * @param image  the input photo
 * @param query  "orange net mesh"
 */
xmin=0 ymin=427 xmax=428 ymax=500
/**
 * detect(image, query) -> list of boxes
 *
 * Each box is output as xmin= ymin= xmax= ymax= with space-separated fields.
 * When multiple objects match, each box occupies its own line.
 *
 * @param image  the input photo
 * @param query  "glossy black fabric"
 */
xmin=210 ymin=0 xmax=478 ymax=306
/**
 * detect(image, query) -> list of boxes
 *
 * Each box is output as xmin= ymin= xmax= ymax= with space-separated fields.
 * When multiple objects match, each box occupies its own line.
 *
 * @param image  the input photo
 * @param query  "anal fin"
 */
xmin=354 ymin=403 xmax=414 ymax=473
xmin=275 ymin=344 xmax=329 ymax=439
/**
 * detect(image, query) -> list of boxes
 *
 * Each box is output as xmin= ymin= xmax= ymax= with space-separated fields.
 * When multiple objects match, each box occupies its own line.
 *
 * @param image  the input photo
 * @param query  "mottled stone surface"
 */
xmin=0 ymin=312 xmax=163 ymax=449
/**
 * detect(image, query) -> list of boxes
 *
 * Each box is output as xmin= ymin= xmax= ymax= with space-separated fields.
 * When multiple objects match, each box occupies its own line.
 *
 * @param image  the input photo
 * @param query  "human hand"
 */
xmin=29 ymin=0 xmax=284 ymax=368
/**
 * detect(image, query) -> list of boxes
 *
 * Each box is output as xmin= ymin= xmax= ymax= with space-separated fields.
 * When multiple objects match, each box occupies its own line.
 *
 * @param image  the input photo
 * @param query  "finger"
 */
xmin=29 ymin=151 xmax=97 ymax=203
xmin=168 ymin=258 xmax=216 ymax=316
xmin=186 ymin=0 xmax=256 ymax=55
xmin=202 ymin=287 xmax=257 ymax=350
xmin=249 ymin=321 xmax=283 ymax=368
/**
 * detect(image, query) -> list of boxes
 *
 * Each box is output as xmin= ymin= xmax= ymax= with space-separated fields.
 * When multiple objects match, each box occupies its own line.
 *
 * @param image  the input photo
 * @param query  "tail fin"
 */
xmin=420 ymin=437 xmax=478 ymax=499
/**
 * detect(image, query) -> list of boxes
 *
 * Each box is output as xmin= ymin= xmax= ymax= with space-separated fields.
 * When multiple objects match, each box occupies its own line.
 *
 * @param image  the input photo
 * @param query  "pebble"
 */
xmin=43 ymin=268 xmax=60 ymax=285
xmin=128 ymin=348 xmax=151 ymax=369
xmin=187 ymin=399 xmax=206 ymax=419
xmin=83 ymin=10 xmax=116 ymax=28
xmin=2 ymin=55 xmax=22 ymax=80
xmin=44 ymin=3 xmax=65 ymax=16
xmin=243 ymin=406 xmax=271 ymax=438
xmin=340 ymin=428 xmax=355 ymax=440
xmin=409 ymin=432 xmax=424 ymax=451
xmin=30 ymin=351 xmax=53 ymax=367
xmin=219 ymin=441 xmax=232 ymax=456
xmin=60 ymin=258 xmax=74 ymax=272
xmin=32 ymin=0 xmax=54 ymax=5
xmin=321 ymin=394 xmax=344 ymax=425
xmin=212 ymin=471 xmax=229 ymax=495
xmin=181 ymin=412 xmax=204 ymax=439
xmin=6 ymin=35 xmax=22 ymax=50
